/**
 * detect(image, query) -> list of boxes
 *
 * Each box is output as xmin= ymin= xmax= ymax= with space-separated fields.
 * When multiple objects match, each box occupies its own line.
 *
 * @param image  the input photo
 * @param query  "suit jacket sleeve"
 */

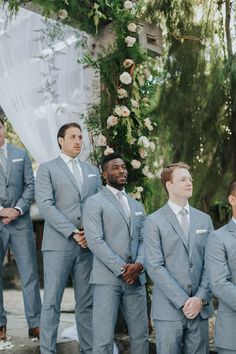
xmin=144 ymin=216 xmax=189 ymax=309
xmin=35 ymin=163 xmax=76 ymax=238
xmin=205 ymin=231 xmax=236 ymax=311
xmin=83 ymin=197 xmax=126 ymax=277
xmin=195 ymin=215 xmax=214 ymax=303
xmin=15 ymin=151 xmax=35 ymax=214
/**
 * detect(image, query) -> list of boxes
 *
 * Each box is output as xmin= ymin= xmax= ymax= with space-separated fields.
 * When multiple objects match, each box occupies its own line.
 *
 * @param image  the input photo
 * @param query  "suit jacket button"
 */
xmin=187 ymin=284 xmax=192 ymax=288
xmin=189 ymin=263 xmax=193 ymax=268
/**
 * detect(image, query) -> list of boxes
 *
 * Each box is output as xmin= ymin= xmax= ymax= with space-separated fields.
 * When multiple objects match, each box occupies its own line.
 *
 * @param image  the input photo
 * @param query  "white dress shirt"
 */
xmin=106 ymin=184 xmax=130 ymax=215
xmin=60 ymin=152 xmax=83 ymax=184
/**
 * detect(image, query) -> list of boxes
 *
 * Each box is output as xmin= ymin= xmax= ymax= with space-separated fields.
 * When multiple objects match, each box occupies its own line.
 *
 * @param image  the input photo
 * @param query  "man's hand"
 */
xmin=0 ymin=208 xmax=20 ymax=223
xmin=182 ymin=296 xmax=202 ymax=319
xmin=73 ymin=230 xmax=88 ymax=248
xmin=121 ymin=263 xmax=143 ymax=284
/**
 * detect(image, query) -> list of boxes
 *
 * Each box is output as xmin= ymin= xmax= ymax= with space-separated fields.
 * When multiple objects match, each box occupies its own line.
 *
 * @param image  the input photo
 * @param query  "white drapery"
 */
xmin=0 ymin=5 xmax=99 ymax=164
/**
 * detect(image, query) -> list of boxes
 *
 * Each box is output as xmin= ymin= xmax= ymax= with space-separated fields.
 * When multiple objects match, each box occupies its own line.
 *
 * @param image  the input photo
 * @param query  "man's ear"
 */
xmin=166 ymin=181 xmax=171 ymax=192
xmin=228 ymin=194 xmax=236 ymax=207
xmin=58 ymin=137 xmax=63 ymax=147
xmin=102 ymin=170 xmax=107 ymax=180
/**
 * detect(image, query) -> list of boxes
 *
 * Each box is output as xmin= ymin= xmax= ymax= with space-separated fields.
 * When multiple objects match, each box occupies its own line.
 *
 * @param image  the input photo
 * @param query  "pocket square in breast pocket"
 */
xmin=196 ymin=229 xmax=207 ymax=234
xmin=12 ymin=158 xmax=23 ymax=163
xmin=88 ymin=174 xmax=96 ymax=177
xmin=135 ymin=211 xmax=143 ymax=216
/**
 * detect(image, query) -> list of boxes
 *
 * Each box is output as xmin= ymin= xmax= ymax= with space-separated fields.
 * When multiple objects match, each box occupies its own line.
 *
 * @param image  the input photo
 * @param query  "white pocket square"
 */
xmin=12 ymin=158 xmax=23 ymax=163
xmin=88 ymin=174 xmax=96 ymax=177
xmin=135 ymin=211 xmax=143 ymax=216
xmin=196 ymin=229 xmax=207 ymax=234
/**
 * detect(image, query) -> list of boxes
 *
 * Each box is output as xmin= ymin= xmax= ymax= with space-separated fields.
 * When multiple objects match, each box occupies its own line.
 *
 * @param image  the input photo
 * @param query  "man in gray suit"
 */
xmin=205 ymin=180 xmax=236 ymax=354
xmin=144 ymin=162 xmax=213 ymax=354
xmin=83 ymin=152 xmax=149 ymax=354
xmin=35 ymin=122 xmax=102 ymax=354
xmin=0 ymin=117 xmax=41 ymax=340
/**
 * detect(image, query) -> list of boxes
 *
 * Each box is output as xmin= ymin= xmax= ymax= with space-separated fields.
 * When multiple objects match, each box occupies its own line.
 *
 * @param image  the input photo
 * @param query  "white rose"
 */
xmin=125 ymin=36 xmax=136 ymax=47
xmin=137 ymin=186 xmax=144 ymax=192
xmin=131 ymin=159 xmax=141 ymax=169
xmin=114 ymin=105 xmax=130 ymax=117
xmin=147 ymin=172 xmax=154 ymax=179
xmin=117 ymin=88 xmax=128 ymax=99
xmin=127 ymin=22 xmax=137 ymax=32
xmin=142 ymin=165 xmax=149 ymax=176
xmin=104 ymin=146 xmax=114 ymax=156
xmin=144 ymin=117 xmax=154 ymax=131
xmin=58 ymin=9 xmax=68 ymax=20
xmin=138 ymin=136 xmax=150 ymax=148
xmin=94 ymin=134 xmax=107 ymax=147
xmin=120 ymin=72 xmax=132 ymax=85
xmin=124 ymin=1 xmax=133 ymax=10
xmin=123 ymin=59 xmax=134 ymax=68
xmin=130 ymin=191 xmax=142 ymax=200
xmin=107 ymin=115 xmax=119 ymax=128
xmin=149 ymin=141 xmax=156 ymax=152
xmin=139 ymin=147 xmax=147 ymax=159
xmin=131 ymin=99 xmax=139 ymax=108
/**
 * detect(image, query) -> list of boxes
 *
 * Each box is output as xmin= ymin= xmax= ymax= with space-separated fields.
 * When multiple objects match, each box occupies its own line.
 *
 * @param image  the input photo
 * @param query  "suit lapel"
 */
xmin=79 ymin=160 xmax=88 ymax=200
xmin=162 ymin=203 xmax=189 ymax=251
xmin=6 ymin=144 xmax=13 ymax=182
xmin=56 ymin=156 xmax=81 ymax=196
xmin=188 ymin=207 xmax=198 ymax=258
xmin=102 ymin=187 xmax=130 ymax=227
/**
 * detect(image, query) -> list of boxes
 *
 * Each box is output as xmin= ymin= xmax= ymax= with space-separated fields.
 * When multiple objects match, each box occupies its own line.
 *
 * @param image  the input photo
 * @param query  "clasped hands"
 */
xmin=0 ymin=208 xmax=20 ymax=225
xmin=182 ymin=296 xmax=203 ymax=320
xmin=73 ymin=230 xmax=88 ymax=248
xmin=120 ymin=263 xmax=143 ymax=285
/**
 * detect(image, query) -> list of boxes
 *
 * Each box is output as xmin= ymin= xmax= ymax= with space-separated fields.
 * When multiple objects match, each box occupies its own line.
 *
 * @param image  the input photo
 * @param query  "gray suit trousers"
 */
xmin=154 ymin=316 xmax=209 ymax=354
xmin=40 ymin=247 xmax=93 ymax=354
xmin=92 ymin=283 xmax=149 ymax=354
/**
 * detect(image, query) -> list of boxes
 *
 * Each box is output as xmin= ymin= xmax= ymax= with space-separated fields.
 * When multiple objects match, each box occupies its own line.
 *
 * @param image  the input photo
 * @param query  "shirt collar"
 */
xmin=60 ymin=152 xmax=79 ymax=164
xmin=0 ymin=141 xmax=7 ymax=155
xmin=168 ymin=199 xmax=190 ymax=215
xmin=106 ymin=184 xmax=125 ymax=197
xmin=232 ymin=217 xmax=236 ymax=225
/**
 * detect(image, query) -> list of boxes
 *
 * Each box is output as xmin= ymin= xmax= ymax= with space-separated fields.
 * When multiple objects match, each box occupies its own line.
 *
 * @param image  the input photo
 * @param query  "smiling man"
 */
xmin=35 ymin=122 xmax=102 ymax=354
xmin=144 ymin=162 xmax=213 ymax=354
xmin=83 ymin=152 xmax=149 ymax=354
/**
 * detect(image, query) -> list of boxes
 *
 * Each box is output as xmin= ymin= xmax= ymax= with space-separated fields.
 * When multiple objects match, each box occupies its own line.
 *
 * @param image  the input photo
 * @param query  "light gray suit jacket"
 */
xmin=205 ymin=220 xmax=236 ymax=350
xmin=35 ymin=156 xmax=102 ymax=251
xmin=0 ymin=144 xmax=34 ymax=233
xmin=144 ymin=203 xmax=213 ymax=321
xmin=83 ymin=187 xmax=146 ymax=286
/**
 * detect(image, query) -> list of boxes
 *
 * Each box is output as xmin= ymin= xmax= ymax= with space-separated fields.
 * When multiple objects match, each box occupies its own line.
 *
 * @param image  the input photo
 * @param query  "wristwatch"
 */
xmin=200 ymin=298 xmax=207 ymax=306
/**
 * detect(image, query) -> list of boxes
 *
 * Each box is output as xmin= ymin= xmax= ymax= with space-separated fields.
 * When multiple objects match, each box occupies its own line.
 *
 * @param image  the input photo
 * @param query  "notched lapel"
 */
xmin=56 ymin=157 xmax=81 ymax=196
xmin=227 ymin=220 xmax=236 ymax=238
xmin=102 ymin=187 xmax=130 ymax=227
xmin=162 ymin=204 xmax=189 ymax=251
xmin=188 ymin=207 xmax=198 ymax=256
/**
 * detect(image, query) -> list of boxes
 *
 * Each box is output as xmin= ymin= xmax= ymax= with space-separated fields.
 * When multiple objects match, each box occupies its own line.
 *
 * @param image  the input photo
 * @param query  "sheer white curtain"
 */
xmin=0 ymin=6 xmax=99 ymax=164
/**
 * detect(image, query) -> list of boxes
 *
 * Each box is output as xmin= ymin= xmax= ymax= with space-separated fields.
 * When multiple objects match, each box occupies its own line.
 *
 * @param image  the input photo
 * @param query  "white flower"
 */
xmin=147 ymin=172 xmax=154 ymax=179
xmin=124 ymin=1 xmax=133 ymax=10
xmin=130 ymin=191 xmax=142 ymax=200
xmin=138 ymin=136 xmax=150 ymax=148
xmin=137 ymin=186 xmax=144 ymax=192
xmin=142 ymin=165 xmax=149 ymax=176
xmin=58 ymin=9 xmax=68 ymax=20
xmin=94 ymin=134 xmax=107 ymax=147
xmin=131 ymin=99 xmax=139 ymax=108
xmin=120 ymin=72 xmax=132 ymax=85
xmin=149 ymin=141 xmax=156 ymax=152
xmin=104 ymin=146 xmax=114 ymax=156
xmin=125 ymin=36 xmax=136 ymax=47
xmin=117 ymin=88 xmax=128 ymax=99
xmin=139 ymin=147 xmax=147 ymax=159
xmin=127 ymin=22 xmax=137 ymax=32
xmin=107 ymin=115 xmax=119 ymax=128
xmin=114 ymin=105 xmax=130 ymax=117
xmin=144 ymin=117 xmax=154 ymax=131
xmin=123 ymin=59 xmax=134 ymax=68
xmin=131 ymin=159 xmax=141 ymax=169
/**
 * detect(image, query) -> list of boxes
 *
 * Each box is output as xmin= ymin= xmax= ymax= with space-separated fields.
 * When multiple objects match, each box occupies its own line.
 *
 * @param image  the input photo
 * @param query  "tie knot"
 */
xmin=179 ymin=208 xmax=188 ymax=216
xmin=117 ymin=191 xmax=124 ymax=199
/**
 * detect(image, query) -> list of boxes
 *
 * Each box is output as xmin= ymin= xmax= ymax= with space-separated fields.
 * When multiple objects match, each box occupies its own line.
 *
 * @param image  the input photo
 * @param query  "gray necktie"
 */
xmin=179 ymin=208 xmax=189 ymax=240
xmin=117 ymin=191 xmax=130 ymax=218
xmin=71 ymin=159 xmax=83 ymax=194
xmin=0 ymin=148 xmax=7 ymax=173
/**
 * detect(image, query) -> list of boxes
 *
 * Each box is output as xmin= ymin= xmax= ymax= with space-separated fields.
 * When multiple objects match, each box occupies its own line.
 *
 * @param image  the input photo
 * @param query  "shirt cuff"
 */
xmin=14 ymin=206 xmax=23 ymax=215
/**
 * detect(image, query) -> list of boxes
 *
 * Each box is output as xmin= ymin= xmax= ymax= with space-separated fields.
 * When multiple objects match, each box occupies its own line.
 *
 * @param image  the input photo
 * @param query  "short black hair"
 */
xmin=57 ymin=122 xmax=82 ymax=149
xmin=101 ymin=152 xmax=123 ymax=171
xmin=228 ymin=180 xmax=236 ymax=197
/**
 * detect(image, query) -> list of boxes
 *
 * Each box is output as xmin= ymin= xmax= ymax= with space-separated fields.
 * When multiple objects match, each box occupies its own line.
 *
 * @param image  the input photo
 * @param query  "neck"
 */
xmin=169 ymin=196 xmax=188 ymax=207
xmin=107 ymin=182 xmax=123 ymax=191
